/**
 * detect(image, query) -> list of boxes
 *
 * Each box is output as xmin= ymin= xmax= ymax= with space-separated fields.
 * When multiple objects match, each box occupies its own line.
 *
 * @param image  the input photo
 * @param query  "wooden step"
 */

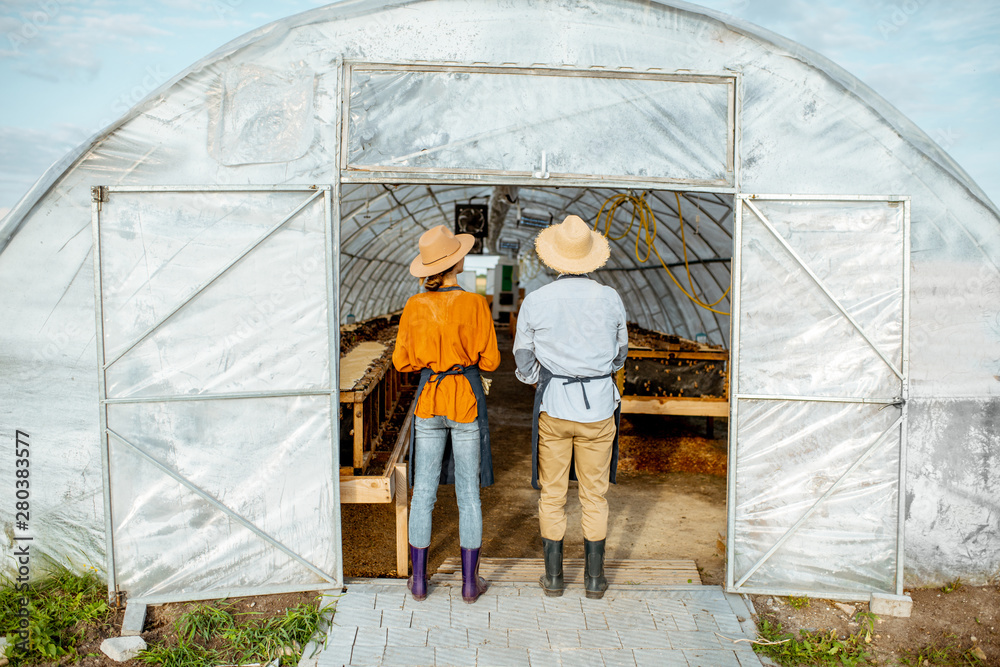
xmin=430 ymin=557 xmax=701 ymax=587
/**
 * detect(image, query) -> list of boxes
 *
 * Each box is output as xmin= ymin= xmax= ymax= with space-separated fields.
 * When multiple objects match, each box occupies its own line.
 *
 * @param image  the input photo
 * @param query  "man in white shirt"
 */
xmin=513 ymin=214 xmax=628 ymax=599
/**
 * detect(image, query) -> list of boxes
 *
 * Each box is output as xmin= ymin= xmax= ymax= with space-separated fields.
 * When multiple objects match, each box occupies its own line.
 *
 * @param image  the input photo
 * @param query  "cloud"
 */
xmin=0 ymin=123 xmax=92 ymax=209
xmin=1 ymin=4 xmax=173 ymax=81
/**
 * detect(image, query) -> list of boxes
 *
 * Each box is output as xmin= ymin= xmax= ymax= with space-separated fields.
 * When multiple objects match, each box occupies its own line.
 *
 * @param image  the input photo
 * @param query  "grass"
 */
xmin=754 ymin=615 xmax=875 ymax=666
xmin=897 ymin=633 xmax=986 ymax=666
xmin=0 ymin=565 xmax=113 ymax=664
xmin=137 ymin=598 xmax=328 ymax=666
xmin=941 ymin=577 xmax=963 ymax=593
xmin=788 ymin=595 xmax=811 ymax=609
xmin=1 ymin=567 xmax=327 ymax=667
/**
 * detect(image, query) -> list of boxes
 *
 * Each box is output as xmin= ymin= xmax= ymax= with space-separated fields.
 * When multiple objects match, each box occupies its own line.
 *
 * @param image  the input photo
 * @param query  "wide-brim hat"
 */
xmin=535 ymin=214 xmax=610 ymax=274
xmin=409 ymin=224 xmax=476 ymax=277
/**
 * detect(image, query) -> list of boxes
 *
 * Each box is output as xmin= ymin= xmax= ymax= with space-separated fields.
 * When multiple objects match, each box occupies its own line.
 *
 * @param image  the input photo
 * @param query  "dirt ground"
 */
xmin=753 ymin=586 xmax=999 ymax=665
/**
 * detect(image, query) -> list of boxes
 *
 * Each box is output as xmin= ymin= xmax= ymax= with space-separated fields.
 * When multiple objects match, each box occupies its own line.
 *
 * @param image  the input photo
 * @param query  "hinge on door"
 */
xmin=91 ymin=186 xmax=109 ymax=211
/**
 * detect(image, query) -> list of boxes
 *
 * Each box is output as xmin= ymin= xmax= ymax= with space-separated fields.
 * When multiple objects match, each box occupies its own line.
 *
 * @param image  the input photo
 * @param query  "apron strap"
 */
xmin=428 ymin=363 xmax=466 ymax=386
xmin=549 ymin=372 xmax=615 ymax=411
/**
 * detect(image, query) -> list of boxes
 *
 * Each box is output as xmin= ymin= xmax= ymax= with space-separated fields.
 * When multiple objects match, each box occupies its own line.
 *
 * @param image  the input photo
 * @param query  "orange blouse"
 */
xmin=392 ymin=289 xmax=500 ymax=423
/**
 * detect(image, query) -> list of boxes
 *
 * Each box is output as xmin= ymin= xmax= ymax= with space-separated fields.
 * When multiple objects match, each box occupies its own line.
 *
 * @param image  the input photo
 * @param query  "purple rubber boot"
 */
xmin=460 ymin=547 xmax=489 ymax=604
xmin=408 ymin=544 xmax=428 ymax=601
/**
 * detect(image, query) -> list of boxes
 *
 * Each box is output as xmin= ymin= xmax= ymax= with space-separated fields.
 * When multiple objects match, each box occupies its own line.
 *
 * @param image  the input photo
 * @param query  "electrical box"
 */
xmin=491 ymin=257 xmax=519 ymax=321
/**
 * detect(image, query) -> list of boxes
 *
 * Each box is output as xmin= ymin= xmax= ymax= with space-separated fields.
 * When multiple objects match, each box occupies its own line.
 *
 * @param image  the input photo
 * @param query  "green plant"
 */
xmin=754 ymin=616 xmax=874 ymax=666
xmin=0 ymin=565 xmax=112 ymax=665
xmin=853 ymin=610 xmax=877 ymax=642
xmin=175 ymin=601 xmax=235 ymax=642
xmin=787 ymin=595 xmax=810 ymax=609
xmin=941 ymin=577 xmax=963 ymax=593
xmin=898 ymin=634 xmax=985 ymax=666
xmin=137 ymin=599 xmax=326 ymax=666
xmin=136 ymin=637 xmax=218 ymax=667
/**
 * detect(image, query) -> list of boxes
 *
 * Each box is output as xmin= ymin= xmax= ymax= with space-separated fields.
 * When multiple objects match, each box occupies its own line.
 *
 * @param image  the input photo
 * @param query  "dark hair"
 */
xmin=421 ymin=266 xmax=451 ymax=291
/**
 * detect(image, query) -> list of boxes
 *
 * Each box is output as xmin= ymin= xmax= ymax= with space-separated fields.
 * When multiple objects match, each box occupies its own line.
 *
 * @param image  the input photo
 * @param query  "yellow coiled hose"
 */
xmin=594 ymin=191 xmax=731 ymax=315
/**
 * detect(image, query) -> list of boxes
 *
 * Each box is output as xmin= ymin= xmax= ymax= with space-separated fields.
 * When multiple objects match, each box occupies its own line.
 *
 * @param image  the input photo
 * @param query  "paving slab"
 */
xmin=316 ymin=580 xmax=764 ymax=666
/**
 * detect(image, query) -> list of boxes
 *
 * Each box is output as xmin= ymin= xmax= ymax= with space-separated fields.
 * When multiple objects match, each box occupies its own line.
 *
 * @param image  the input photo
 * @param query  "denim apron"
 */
xmin=406 ymin=286 xmax=494 ymax=488
xmin=529 ymin=365 xmax=621 ymax=491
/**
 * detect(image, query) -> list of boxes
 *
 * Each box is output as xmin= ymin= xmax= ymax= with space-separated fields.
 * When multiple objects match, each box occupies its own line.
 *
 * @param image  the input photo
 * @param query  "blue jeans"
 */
xmin=409 ymin=415 xmax=482 ymax=549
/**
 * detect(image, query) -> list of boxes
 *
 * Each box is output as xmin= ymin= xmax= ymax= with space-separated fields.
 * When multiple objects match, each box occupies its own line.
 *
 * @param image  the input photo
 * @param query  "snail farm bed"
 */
xmin=338 ymin=317 xmax=413 ymax=575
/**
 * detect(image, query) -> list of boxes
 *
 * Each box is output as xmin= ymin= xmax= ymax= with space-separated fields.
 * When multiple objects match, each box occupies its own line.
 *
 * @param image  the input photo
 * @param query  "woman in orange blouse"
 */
xmin=393 ymin=225 xmax=500 ymax=604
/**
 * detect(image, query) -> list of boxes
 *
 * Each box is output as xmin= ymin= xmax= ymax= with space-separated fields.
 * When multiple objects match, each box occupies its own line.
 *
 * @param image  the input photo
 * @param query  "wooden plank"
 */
xmin=438 ymin=556 xmax=697 ymax=572
xmin=430 ymin=558 xmax=701 ymax=586
xmin=353 ymin=402 xmax=364 ymax=469
xmin=628 ymin=349 xmax=728 ymax=361
xmin=386 ymin=400 xmax=415 ymax=471
xmin=620 ymin=396 xmax=729 ymax=417
xmin=340 ymin=476 xmax=392 ymax=504
xmin=340 ymin=342 xmax=389 ymax=393
xmin=394 ymin=462 xmax=409 ymax=577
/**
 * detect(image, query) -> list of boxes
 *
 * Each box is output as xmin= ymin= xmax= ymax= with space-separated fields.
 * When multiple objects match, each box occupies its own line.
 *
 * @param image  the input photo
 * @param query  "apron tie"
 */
xmin=560 ymin=376 xmax=595 ymax=410
xmin=429 ymin=364 xmax=466 ymax=386
xmin=552 ymin=372 xmax=614 ymax=411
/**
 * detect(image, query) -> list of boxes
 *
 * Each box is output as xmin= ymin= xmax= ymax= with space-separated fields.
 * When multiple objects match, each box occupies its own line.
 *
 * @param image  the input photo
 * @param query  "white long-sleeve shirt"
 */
xmin=513 ymin=275 xmax=628 ymax=422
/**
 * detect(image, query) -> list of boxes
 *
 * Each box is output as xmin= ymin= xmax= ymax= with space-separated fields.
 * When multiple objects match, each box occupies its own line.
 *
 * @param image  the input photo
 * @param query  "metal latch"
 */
xmin=91 ymin=186 xmax=109 ymax=210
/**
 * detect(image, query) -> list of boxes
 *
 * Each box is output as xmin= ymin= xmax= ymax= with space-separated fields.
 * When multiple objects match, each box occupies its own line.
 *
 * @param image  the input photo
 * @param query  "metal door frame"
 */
xmin=726 ymin=193 xmax=910 ymax=600
xmin=91 ymin=184 xmax=343 ymax=604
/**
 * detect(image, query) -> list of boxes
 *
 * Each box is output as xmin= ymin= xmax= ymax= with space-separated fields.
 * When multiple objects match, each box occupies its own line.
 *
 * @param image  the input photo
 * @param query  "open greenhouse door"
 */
xmin=727 ymin=195 xmax=910 ymax=600
xmin=91 ymin=185 xmax=343 ymax=604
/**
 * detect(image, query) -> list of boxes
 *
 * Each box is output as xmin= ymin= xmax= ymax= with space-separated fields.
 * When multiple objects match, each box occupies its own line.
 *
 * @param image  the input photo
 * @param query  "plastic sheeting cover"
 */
xmin=348 ymin=68 xmax=733 ymax=184
xmin=730 ymin=197 xmax=906 ymax=596
xmin=211 ymin=65 xmax=316 ymax=166
xmin=96 ymin=188 xmax=338 ymax=599
xmin=737 ymin=199 xmax=904 ymax=399
xmin=99 ymin=190 xmax=330 ymax=398
xmin=733 ymin=400 xmax=900 ymax=593
xmin=108 ymin=396 xmax=337 ymax=599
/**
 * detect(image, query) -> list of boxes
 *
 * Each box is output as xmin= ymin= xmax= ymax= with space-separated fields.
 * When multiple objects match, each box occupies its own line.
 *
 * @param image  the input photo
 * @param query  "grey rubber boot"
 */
xmin=539 ymin=538 xmax=565 ymax=597
xmin=584 ymin=538 xmax=608 ymax=600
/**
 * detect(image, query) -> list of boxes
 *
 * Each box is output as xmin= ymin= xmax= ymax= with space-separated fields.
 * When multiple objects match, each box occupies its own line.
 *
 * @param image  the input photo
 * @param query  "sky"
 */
xmin=1 ymin=0 xmax=998 ymax=219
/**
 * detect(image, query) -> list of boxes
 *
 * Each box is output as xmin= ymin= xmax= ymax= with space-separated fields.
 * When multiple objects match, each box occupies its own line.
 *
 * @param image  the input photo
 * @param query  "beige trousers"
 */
xmin=537 ymin=412 xmax=616 ymax=542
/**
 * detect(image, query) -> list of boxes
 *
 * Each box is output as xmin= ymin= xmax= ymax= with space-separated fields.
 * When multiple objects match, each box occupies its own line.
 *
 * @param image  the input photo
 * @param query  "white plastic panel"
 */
xmin=733 ymin=399 xmax=900 ymax=593
xmin=95 ymin=187 xmax=340 ymax=601
xmin=99 ymin=191 xmax=330 ymax=398
xmin=107 ymin=396 xmax=336 ymax=599
xmin=728 ymin=195 xmax=908 ymax=599
xmin=737 ymin=199 xmax=904 ymax=399
xmin=346 ymin=66 xmax=734 ymax=185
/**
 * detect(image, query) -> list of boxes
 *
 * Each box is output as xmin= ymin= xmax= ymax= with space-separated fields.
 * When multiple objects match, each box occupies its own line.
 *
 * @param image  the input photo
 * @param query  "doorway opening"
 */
xmin=335 ymin=182 xmax=735 ymax=584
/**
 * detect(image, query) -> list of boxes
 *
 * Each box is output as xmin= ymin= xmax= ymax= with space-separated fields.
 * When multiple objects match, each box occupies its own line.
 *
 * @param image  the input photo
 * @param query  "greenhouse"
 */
xmin=1 ymin=0 xmax=997 ymax=606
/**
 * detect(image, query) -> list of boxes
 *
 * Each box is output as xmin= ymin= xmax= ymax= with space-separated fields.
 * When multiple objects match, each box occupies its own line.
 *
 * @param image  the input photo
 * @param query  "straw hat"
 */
xmin=535 ymin=215 xmax=610 ymax=274
xmin=409 ymin=224 xmax=476 ymax=277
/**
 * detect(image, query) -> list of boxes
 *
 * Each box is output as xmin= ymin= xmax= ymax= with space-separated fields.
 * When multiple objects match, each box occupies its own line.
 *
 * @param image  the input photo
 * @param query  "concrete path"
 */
xmin=309 ymin=579 xmax=764 ymax=667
